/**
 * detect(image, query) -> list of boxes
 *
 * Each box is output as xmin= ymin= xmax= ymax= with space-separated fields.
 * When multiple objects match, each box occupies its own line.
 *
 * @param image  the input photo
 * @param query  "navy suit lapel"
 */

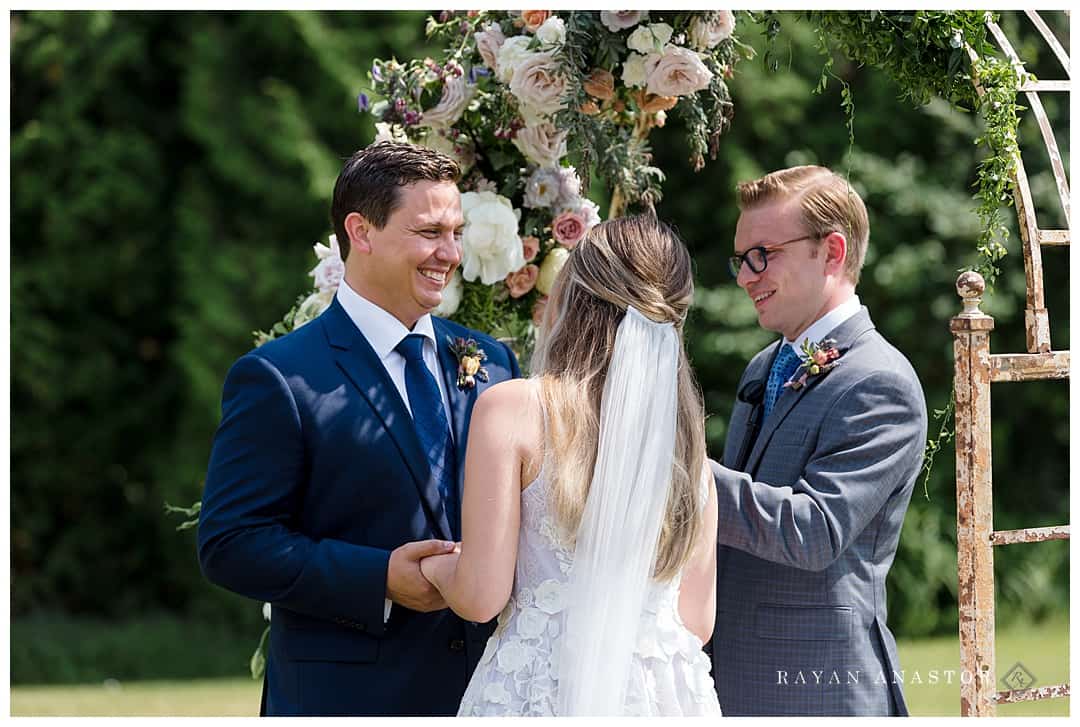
xmin=433 ymin=318 xmax=476 ymax=482
xmin=745 ymin=308 xmax=876 ymax=475
xmin=321 ymin=299 xmax=453 ymax=541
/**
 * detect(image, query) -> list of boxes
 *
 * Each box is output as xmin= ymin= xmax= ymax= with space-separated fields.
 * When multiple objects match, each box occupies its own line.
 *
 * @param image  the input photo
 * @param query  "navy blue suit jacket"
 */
xmin=198 ymin=298 xmax=521 ymax=716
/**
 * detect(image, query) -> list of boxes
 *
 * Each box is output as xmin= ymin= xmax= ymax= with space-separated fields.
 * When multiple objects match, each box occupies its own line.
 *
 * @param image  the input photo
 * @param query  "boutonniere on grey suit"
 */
xmin=784 ymin=337 xmax=843 ymax=390
xmin=448 ymin=336 xmax=490 ymax=390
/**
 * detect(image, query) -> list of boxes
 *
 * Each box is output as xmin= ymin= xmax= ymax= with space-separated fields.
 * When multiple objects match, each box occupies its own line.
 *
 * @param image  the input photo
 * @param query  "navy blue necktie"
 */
xmin=763 ymin=345 xmax=802 ymax=418
xmin=395 ymin=334 xmax=459 ymax=539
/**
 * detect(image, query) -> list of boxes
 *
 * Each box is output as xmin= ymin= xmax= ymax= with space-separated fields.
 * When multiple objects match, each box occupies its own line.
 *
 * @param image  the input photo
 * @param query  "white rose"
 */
xmin=512 ymin=121 xmax=568 ymax=167
xmin=645 ymin=46 xmax=714 ymax=97
xmin=495 ymin=35 xmax=533 ymax=84
xmin=293 ymin=289 xmax=335 ymax=328
xmin=535 ymin=16 xmax=566 ymax=46
xmin=621 ymin=52 xmax=652 ymax=88
xmin=495 ymin=639 xmax=531 ymax=672
xmin=524 ymin=167 xmax=562 ymax=209
xmin=599 ymin=10 xmax=648 ymax=32
xmin=431 ymin=269 xmax=463 ymax=317
xmin=509 ymin=51 xmax=568 ymax=120
xmin=420 ymin=73 xmax=475 ymax=128
xmin=536 ymin=247 xmax=570 ymax=296
xmin=689 ymin=11 xmax=736 ymax=50
xmin=460 ymin=191 xmax=525 ymax=285
xmin=373 ymin=122 xmax=408 ymax=144
xmin=627 ymin=22 xmax=673 ymax=54
xmin=515 ymin=607 xmax=549 ymax=638
xmin=533 ymin=578 xmax=567 ymax=613
xmin=474 ymin=22 xmax=506 ymax=69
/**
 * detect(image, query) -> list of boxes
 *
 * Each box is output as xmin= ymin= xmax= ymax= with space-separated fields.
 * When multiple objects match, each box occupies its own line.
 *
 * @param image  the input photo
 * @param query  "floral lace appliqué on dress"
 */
xmin=457 ymin=471 xmax=721 ymax=716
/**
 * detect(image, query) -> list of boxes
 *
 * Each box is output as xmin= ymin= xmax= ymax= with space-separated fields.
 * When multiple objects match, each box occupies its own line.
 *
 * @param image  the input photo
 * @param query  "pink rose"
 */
xmin=552 ymin=209 xmax=587 ymax=248
xmin=644 ymin=46 xmax=714 ymax=97
xmin=474 ymin=22 xmax=506 ymax=70
xmin=532 ymin=295 xmax=549 ymax=326
xmin=521 ymin=235 xmax=540 ymax=263
xmin=505 ymin=264 xmax=540 ymax=298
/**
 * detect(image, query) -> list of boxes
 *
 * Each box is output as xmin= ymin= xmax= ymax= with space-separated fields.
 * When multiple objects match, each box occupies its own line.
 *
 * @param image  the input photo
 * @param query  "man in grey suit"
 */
xmin=709 ymin=166 xmax=927 ymax=716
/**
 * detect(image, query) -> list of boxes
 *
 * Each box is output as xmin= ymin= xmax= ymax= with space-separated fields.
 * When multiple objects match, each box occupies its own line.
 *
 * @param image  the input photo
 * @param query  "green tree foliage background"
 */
xmin=10 ymin=10 xmax=1068 ymax=682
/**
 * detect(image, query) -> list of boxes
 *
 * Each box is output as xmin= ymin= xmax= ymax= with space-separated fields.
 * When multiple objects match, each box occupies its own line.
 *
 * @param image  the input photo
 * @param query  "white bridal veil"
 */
xmin=556 ymin=305 xmax=681 ymax=715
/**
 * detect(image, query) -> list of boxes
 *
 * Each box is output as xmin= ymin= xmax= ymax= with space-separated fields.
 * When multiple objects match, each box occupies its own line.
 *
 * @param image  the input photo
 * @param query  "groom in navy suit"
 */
xmin=198 ymin=142 xmax=520 ymax=715
xmin=709 ymin=166 xmax=927 ymax=716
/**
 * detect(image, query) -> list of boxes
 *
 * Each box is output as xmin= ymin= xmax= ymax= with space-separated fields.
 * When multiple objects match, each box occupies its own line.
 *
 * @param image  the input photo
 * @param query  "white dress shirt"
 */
xmin=335 ymin=279 xmax=456 ymax=622
xmin=780 ymin=294 xmax=862 ymax=356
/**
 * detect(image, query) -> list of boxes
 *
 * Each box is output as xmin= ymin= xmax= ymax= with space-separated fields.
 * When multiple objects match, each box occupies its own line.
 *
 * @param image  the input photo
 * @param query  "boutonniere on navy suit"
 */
xmin=197 ymin=298 xmax=520 ymax=716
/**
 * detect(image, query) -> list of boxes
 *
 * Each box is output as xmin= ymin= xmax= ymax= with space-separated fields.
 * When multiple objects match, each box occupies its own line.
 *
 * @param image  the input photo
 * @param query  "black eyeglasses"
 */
xmin=727 ymin=235 xmax=817 ymax=278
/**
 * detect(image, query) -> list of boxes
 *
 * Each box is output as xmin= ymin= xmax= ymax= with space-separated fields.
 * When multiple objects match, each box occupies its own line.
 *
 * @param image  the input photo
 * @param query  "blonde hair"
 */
xmin=737 ymin=165 xmax=869 ymax=285
xmin=531 ymin=215 xmax=706 ymax=581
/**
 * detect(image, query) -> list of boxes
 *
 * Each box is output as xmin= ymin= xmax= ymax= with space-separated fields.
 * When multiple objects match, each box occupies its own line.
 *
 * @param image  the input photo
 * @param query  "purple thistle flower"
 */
xmin=357 ymin=93 xmax=369 ymax=113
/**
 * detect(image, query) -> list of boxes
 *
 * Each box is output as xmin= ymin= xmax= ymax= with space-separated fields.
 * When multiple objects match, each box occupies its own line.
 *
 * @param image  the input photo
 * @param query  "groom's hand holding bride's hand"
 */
xmin=386 ymin=539 xmax=456 ymax=612
xmin=419 ymin=544 xmax=460 ymax=593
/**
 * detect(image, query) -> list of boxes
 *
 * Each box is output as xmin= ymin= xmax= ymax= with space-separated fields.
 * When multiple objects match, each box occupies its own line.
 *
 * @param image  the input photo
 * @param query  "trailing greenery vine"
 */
xmin=751 ymin=11 xmax=1028 ymax=496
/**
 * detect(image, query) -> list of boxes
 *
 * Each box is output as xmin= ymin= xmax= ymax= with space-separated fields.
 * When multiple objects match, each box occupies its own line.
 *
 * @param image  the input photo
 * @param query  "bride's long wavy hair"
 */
xmin=531 ymin=214 xmax=707 ymax=581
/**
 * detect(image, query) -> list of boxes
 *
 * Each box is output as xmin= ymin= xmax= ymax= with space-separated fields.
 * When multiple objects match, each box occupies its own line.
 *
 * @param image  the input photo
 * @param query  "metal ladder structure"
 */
xmin=950 ymin=11 xmax=1070 ymax=716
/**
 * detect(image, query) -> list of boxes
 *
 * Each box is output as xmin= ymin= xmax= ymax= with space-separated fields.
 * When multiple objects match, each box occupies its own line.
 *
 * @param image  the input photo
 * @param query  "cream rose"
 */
xmin=536 ymin=246 xmax=570 ymax=295
xmin=495 ymin=35 xmax=533 ymax=84
xmin=621 ymin=52 xmax=652 ymax=88
xmin=512 ymin=121 xmax=568 ymax=167
xmin=460 ymin=191 xmax=525 ymax=285
xmin=599 ymin=10 xmax=647 ymax=32
xmin=309 ymin=234 xmax=344 ymax=292
xmin=645 ymin=46 xmax=714 ymax=97
xmin=420 ymin=72 xmax=475 ymax=128
xmin=474 ymin=22 xmax=506 ymax=69
xmin=509 ymin=51 xmax=569 ymax=120
xmin=627 ymin=22 xmax=673 ymax=54
xmin=431 ymin=269 xmax=463 ymax=317
xmin=535 ymin=15 xmax=566 ymax=46
xmin=689 ymin=10 xmax=736 ymax=50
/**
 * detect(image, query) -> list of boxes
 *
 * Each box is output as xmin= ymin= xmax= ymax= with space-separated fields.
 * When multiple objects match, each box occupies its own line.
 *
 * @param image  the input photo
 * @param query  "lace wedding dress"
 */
xmin=457 ymin=469 xmax=721 ymax=716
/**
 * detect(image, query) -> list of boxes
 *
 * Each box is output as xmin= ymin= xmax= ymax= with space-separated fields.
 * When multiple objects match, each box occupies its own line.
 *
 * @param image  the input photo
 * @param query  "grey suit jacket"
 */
xmin=710 ymin=308 xmax=927 ymax=716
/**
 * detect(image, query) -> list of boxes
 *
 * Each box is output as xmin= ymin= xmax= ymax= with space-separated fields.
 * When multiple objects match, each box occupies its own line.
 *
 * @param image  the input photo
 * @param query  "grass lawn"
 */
xmin=11 ymin=615 xmax=1068 ymax=716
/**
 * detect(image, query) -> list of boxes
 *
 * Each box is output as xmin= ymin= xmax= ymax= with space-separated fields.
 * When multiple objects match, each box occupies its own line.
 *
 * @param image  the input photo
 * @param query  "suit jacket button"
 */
xmin=449 ymin=639 xmax=465 ymax=651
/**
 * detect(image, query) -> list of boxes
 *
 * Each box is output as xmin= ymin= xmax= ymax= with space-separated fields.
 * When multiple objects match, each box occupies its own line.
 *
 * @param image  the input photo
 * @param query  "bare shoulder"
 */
xmin=472 ymin=378 xmax=544 ymax=482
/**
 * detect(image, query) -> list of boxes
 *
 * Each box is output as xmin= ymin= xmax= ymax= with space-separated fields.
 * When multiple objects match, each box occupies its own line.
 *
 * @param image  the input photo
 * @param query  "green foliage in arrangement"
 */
xmin=10 ymin=9 xmax=1068 ymax=683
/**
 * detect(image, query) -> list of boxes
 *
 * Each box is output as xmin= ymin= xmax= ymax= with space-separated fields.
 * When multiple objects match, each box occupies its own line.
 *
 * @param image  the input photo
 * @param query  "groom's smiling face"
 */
xmin=346 ymin=180 xmax=465 ymax=329
xmin=734 ymin=198 xmax=831 ymax=341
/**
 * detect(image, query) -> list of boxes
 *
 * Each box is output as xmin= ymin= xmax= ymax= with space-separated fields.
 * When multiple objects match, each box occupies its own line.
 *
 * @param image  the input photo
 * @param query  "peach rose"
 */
xmin=521 ymin=10 xmax=551 ymax=32
xmin=505 ymin=264 xmax=540 ymax=298
xmin=552 ymin=209 xmax=588 ymax=248
xmin=521 ymin=235 xmax=540 ymax=263
xmin=583 ymin=68 xmax=615 ymax=100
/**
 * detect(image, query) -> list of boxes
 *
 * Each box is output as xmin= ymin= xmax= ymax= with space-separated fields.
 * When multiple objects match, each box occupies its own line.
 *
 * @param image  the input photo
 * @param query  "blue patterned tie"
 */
xmin=763 ymin=345 xmax=802 ymax=419
xmin=395 ymin=334 xmax=459 ymax=539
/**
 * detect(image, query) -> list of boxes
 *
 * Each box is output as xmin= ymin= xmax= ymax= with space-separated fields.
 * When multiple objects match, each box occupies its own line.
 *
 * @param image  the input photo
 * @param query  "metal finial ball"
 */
xmin=956 ymin=271 xmax=985 ymax=299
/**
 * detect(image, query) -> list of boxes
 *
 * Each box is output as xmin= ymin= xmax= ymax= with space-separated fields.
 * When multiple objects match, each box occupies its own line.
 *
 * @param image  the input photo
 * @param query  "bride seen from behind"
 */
xmin=420 ymin=214 xmax=721 ymax=716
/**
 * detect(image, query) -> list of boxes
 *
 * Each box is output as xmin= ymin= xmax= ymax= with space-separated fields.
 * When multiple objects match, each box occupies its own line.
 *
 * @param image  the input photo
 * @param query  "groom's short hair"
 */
xmin=331 ymin=142 xmax=461 ymax=262
xmin=737 ymin=165 xmax=869 ymax=286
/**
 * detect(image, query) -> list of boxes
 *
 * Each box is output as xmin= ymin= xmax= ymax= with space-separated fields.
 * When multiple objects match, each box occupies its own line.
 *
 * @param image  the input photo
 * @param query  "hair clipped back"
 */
xmin=737 ymin=165 xmax=869 ymax=285
xmin=531 ymin=214 xmax=707 ymax=581
xmin=331 ymin=142 xmax=461 ymax=261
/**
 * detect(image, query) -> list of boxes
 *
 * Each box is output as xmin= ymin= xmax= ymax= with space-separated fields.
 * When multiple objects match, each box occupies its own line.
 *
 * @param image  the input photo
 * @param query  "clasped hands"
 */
xmin=386 ymin=538 xmax=461 ymax=612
